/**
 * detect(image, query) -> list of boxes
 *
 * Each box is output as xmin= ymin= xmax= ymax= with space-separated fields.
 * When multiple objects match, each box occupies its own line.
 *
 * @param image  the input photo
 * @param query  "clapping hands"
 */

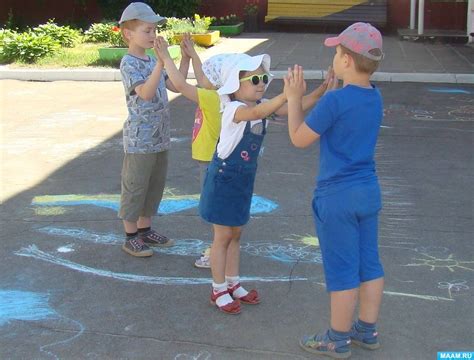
xmin=153 ymin=36 xmax=171 ymax=64
xmin=180 ymin=33 xmax=198 ymax=59
xmin=284 ymin=65 xmax=307 ymax=100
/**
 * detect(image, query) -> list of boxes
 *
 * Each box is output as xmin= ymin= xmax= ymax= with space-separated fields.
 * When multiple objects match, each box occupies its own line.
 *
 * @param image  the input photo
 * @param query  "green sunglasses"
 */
xmin=239 ymin=73 xmax=270 ymax=85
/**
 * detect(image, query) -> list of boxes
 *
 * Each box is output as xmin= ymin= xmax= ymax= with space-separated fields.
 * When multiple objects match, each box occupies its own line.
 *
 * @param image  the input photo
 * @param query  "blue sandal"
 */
xmin=349 ymin=323 xmax=380 ymax=350
xmin=299 ymin=330 xmax=351 ymax=359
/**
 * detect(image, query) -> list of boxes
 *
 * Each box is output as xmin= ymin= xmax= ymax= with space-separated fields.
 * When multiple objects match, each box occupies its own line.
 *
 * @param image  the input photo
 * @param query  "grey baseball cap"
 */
xmin=119 ymin=2 xmax=166 ymax=25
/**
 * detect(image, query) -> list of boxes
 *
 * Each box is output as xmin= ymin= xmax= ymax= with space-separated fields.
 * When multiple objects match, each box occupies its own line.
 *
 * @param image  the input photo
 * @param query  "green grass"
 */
xmin=6 ymin=42 xmax=117 ymax=68
xmin=4 ymin=41 xmax=206 ymax=68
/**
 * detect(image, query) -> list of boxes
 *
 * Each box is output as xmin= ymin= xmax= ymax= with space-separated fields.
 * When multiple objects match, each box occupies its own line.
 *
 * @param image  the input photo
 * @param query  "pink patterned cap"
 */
xmin=324 ymin=22 xmax=384 ymax=61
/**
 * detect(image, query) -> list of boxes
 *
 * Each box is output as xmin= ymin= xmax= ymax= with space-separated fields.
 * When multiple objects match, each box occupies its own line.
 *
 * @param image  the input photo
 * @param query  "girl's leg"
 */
xmin=224 ymin=226 xmax=242 ymax=277
xmin=210 ymin=224 xmax=233 ymax=283
xmin=225 ymin=227 xmax=260 ymax=304
xmin=210 ymin=224 xmax=239 ymax=311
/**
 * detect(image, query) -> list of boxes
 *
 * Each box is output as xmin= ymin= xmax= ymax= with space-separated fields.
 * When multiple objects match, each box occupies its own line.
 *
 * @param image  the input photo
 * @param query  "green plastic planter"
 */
xmin=98 ymin=44 xmax=180 ymax=61
xmin=209 ymin=22 xmax=244 ymax=37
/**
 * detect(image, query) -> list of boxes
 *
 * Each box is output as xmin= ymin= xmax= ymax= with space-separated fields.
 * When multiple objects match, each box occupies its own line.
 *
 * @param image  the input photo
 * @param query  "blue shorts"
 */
xmin=313 ymin=182 xmax=384 ymax=292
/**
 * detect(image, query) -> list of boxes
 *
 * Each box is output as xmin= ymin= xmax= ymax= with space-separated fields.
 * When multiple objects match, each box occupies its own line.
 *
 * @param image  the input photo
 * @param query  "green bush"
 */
xmin=85 ymin=22 xmax=126 ymax=47
xmin=109 ymin=26 xmax=127 ymax=47
xmin=84 ymin=22 xmax=116 ymax=43
xmin=33 ymin=20 xmax=82 ymax=48
xmin=0 ymin=28 xmax=17 ymax=43
xmin=165 ymin=18 xmax=194 ymax=35
xmin=165 ymin=14 xmax=211 ymax=35
xmin=1 ymin=31 xmax=60 ymax=63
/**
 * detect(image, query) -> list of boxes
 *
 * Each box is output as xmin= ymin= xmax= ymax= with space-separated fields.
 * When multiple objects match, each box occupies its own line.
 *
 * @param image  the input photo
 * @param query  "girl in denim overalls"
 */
xmin=199 ymin=53 xmax=290 ymax=314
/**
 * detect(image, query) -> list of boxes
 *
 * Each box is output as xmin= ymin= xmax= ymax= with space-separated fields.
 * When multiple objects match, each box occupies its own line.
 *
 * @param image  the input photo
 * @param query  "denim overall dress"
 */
xmin=199 ymin=118 xmax=267 ymax=226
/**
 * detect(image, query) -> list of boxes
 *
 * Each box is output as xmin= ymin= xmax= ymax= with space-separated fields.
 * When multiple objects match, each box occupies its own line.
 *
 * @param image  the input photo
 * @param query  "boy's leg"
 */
xmin=119 ymin=154 xmax=153 ymax=257
xmin=358 ymin=210 xmax=384 ymax=323
xmin=139 ymin=151 xmax=173 ymax=247
xmin=352 ymin=188 xmax=384 ymax=350
xmin=137 ymin=217 xmax=152 ymax=229
xmin=299 ymin=194 xmax=360 ymax=358
xmin=123 ymin=220 xmax=138 ymax=234
xmin=330 ymin=288 xmax=358 ymax=332
xmin=359 ymin=277 xmax=384 ymax=323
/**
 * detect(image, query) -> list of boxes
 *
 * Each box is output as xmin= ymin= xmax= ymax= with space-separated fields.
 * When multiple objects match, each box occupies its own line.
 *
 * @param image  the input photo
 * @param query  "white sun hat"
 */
xmin=202 ymin=53 xmax=237 ymax=88
xmin=217 ymin=53 xmax=272 ymax=96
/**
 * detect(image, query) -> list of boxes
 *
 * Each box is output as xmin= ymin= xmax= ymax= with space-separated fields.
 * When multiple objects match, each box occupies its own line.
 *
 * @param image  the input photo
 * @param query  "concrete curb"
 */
xmin=1 ymin=67 xmax=473 ymax=84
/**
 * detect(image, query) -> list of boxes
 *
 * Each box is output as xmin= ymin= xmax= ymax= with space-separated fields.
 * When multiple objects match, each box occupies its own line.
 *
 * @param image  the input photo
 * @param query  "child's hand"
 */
xmin=310 ymin=66 xmax=336 ymax=98
xmin=180 ymin=33 xmax=197 ymax=59
xmin=153 ymin=36 xmax=171 ymax=63
xmin=324 ymin=66 xmax=339 ymax=92
xmin=284 ymin=65 xmax=306 ymax=100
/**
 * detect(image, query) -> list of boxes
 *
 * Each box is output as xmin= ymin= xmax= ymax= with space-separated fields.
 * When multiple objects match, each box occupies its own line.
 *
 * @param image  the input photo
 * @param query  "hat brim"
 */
xmin=119 ymin=14 xmax=166 ymax=25
xmin=142 ymin=14 xmax=167 ymax=25
xmin=324 ymin=36 xmax=340 ymax=47
xmin=218 ymin=54 xmax=272 ymax=96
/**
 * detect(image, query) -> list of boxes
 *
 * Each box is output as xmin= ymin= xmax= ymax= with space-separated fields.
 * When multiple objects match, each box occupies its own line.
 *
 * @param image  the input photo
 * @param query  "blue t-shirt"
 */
xmin=305 ymin=84 xmax=383 ymax=196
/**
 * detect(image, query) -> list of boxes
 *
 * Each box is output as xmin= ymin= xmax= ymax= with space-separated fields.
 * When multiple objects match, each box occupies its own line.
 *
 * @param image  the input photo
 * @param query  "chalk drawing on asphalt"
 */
xmin=36 ymin=226 xmax=324 ymax=264
xmin=0 ymin=289 xmax=84 ymax=360
xmin=32 ymin=192 xmax=278 ymax=215
xmin=0 ymin=290 xmax=57 ymax=326
xmin=175 ymin=351 xmax=212 ymax=360
xmin=427 ymin=88 xmax=471 ymax=94
xmin=403 ymin=253 xmax=474 ymax=272
xmin=437 ymin=280 xmax=469 ymax=299
xmin=15 ymin=245 xmax=308 ymax=285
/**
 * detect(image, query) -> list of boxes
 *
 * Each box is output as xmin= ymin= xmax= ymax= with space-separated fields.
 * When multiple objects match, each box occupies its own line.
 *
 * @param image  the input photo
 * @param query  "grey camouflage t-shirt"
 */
xmin=120 ymin=54 xmax=170 ymax=154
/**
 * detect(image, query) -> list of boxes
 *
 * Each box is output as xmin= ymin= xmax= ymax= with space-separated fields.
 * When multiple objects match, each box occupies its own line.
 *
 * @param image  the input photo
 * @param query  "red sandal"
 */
xmin=210 ymin=289 xmax=241 ymax=315
xmin=228 ymin=283 xmax=260 ymax=305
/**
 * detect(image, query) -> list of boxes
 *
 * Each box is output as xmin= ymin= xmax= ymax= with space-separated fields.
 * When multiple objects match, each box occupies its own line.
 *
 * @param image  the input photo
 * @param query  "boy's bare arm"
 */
xmin=234 ymin=93 xmax=287 ymax=123
xmin=134 ymin=62 xmax=164 ymax=101
xmin=154 ymin=37 xmax=199 ymax=103
xmin=284 ymin=65 xmax=320 ymax=148
xmin=276 ymin=68 xmax=335 ymax=116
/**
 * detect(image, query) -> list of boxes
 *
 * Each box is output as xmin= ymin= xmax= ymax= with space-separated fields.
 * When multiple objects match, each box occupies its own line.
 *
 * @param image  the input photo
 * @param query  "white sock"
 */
xmin=226 ymin=276 xmax=248 ymax=298
xmin=212 ymin=282 xmax=233 ymax=307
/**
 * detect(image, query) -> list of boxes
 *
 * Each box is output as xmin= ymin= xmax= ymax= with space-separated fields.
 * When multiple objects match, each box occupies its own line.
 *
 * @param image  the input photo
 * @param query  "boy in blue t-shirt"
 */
xmin=284 ymin=23 xmax=385 ymax=358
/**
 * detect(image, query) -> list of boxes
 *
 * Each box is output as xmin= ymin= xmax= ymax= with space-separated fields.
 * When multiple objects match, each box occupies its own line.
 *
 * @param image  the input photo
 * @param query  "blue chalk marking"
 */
xmin=0 ymin=290 xmax=57 ymax=326
xmin=428 ymin=88 xmax=470 ymax=94
xmin=32 ymin=198 xmax=198 ymax=215
xmin=250 ymin=195 xmax=278 ymax=213
xmin=32 ymin=194 xmax=277 ymax=215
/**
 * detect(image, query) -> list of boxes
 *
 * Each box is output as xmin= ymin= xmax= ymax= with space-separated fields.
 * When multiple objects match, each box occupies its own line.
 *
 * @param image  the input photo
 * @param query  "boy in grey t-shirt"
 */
xmin=118 ymin=2 xmax=191 ymax=257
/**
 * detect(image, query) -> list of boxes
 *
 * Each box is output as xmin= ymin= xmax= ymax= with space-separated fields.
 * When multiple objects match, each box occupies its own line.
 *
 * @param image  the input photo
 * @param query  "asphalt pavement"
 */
xmin=0 ymin=78 xmax=473 ymax=359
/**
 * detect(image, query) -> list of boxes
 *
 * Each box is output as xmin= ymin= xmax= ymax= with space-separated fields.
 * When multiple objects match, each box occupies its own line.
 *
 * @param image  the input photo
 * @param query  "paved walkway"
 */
xmin=1 ymin=79 xmax=473 ymax=360
xmin=1 ymin=32 xmax=473 ymax=83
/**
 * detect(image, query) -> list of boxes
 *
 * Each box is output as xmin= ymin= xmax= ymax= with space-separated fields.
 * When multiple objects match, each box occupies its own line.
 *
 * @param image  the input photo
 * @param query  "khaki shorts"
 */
xmin=119 ymin=151 xmax=168 ymax=222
